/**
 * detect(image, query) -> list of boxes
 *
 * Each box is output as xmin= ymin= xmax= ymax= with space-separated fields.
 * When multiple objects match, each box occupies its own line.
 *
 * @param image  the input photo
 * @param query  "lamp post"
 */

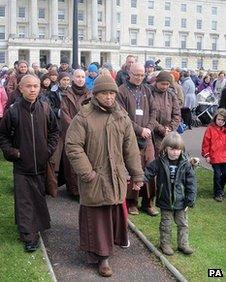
xmin=72 ymin=0 xmax=78 ymax=69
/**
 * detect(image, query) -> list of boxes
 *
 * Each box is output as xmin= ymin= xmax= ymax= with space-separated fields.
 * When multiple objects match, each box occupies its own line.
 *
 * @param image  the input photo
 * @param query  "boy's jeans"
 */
xmin=160 ymin=209 xmax=189 ymax=248
xmin=212 ymin=163 xmax=226 ymax=197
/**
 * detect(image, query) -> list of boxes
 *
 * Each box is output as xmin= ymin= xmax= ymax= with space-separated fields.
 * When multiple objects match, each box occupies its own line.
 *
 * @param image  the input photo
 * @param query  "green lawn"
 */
xmin=0 ymin=153 xmax=51 ymax=282
xmin=130 ymin=167 xmax=226 ymax=282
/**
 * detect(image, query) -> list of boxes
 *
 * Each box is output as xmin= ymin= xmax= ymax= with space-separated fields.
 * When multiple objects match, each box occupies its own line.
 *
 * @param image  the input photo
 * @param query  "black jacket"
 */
xmin=0 ymin=98 xmax=59 ymax=175
xmin=145 ymin=153 xmax=197 ymax=210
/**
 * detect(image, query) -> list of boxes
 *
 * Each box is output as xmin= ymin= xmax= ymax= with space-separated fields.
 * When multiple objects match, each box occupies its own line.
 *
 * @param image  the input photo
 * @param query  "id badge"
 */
xmin=135 ymin=109 xmax=143 ymax=116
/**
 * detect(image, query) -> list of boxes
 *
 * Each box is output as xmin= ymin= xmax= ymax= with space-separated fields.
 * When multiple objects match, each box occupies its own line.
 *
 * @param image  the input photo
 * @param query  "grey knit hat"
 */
xmin=93 ymin=75 xmax=118 ymax=95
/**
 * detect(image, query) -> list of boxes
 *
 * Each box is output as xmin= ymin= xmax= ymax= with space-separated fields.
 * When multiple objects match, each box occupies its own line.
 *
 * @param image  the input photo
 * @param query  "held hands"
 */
xmin=141 ymin=128 xmax=151 ymax=139
xmin=164 ymin=126 xmax=172 ymax=134
xmin=132 ymin=181 xmax=144 ymax=191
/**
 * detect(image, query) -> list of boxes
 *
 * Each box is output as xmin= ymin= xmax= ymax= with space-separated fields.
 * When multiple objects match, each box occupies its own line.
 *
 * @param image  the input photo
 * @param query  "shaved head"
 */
xmin=129 ymin=63 xmax=145 ymax=86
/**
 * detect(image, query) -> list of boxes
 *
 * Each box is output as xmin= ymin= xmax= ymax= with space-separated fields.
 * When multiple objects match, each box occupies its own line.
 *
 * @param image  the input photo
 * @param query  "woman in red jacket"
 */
xmin=202 ymin=108 xmax=226 ymax=202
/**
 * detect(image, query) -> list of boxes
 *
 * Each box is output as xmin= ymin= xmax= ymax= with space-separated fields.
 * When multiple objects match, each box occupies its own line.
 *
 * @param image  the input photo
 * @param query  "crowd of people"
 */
xmin=0 ymin=55 xmax=226 ymax=277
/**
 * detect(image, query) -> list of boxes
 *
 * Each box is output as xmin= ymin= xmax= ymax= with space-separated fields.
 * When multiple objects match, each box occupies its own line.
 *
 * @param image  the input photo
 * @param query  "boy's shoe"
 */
xmin=24 ymin=239 xmax=40 ymax=252
xmin=98 ymin=259 xmax=113 ymax=277
xmin=178 ymin=245 xmax=193 ymax=255
xmin=214 ymin=196 xmax=223 ymax=202
xmin=128 ymin=206 xmax=139 ymax=215
xmin=160 ymin=244 xmax=174 ymax=256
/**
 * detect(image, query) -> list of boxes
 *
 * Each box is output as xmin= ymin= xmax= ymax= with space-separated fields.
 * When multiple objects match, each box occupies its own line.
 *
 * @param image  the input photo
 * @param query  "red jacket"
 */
xmin=202 ymin=123 xmax=226 ymax=164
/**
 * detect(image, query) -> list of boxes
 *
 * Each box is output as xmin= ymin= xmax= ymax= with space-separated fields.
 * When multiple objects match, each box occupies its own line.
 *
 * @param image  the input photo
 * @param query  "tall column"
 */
xmin=91 ymin=0 xmax=98 ymax=41
xmin=51 ymin=0 xmax=58 ymax=39
xmin=9 ymin=0 xmax=17 ymax=37
xmin=30 ymin=0 xmax=38 ymax=38
xmin=110 ymin=0 xmax=117 ymax=42
xmin=29 ymin=49 xmax=40 ymax=65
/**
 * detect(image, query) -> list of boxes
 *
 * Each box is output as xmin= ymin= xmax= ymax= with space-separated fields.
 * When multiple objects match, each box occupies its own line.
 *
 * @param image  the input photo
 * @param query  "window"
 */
xmin=98 ymin=29 xmax=103 ymax=41
xmin=58 ymin=27 xmax=65 ymax=40
xmin=0 ymin=51 xmax=5 ymax=63
xmin=116 ymin=30 xmax=120 ymax=43
xmin=212 ymin=7 xmax=217 ymax=15
xmin=165 ymin=2 xmax=171 ymax=10
xmin=19 ymin=7 xmax=26 ymax=18
xmin=0 ymin=6 xmax=5 ymax=17
xmin=181 ymin=4 xmax=186 ymax=12
xmin=212 ymin=59 xmax=218 ymax=70
xmin=117 ymin=13 xmax=120 ymax=24
xmin=197 ymin=19 xmax=202 ymax=29
xmin=197 ymin=58 xmax=202 ymax=70
xmin=165 ymin=17 xmax=170 ymax=27
xmin=165 ymin=57 xmax=172 ymax=69
xmin=196 ymin=5 xmax=202 ymax=13
xmin=148 ymin=16 xmax=154 ymax=26
xmin=147 ymin=31 xmax=154 ymax=46
xmin=78 ymin=28 xmax=84 ymax=40
xmin=0 ymin=26 xmax=5 ymax=39
xmin=212 ymin=21 xmax=217 ymax=31
xmin=98 ymin=0 xmax=102 ymax=4
xmin=130 ymin=30 xmax=137 ymax=45
xmin=58 ymin=9 xmax=65 ymax=20
xmin=116 ymin=0 xmax=120 ymax=6
xmin=58 ymin=0 xmax=65 ymax=2
xmin=78 ymin=0 xmax=84 ymax=3
xmin=98 ymin=11 xmax=102 ymax=22
xmin=180 ymin=34 xmax=187 ymax=49
xmin=196 ymin=36 xmax=202 ymax=50
xmin=18 ymin=26 xmax=26 ymax=38
xmin=148 ymin=0 xmax=154 ymax=9
xmin=131 ymin=14 xmax=137 ymax=24
xmin=181 ymin=18 xmax=187 ymax=28
xmin=212 ymin=37 xmax=218 ymax=51
xmin=164 ymin=33 xmax=171 ymax=47
xmin=38 ymin=8 xmax=45 ymax=19
xmin=181 ymin=58 xmax=188 ymax=69
xmin=78 ymin=10 xmax=84 ymax=21
xmin=39 ymin=26 xmax=46 ymax=39
xmin=131 ymin=0 xmax=137 ymax=8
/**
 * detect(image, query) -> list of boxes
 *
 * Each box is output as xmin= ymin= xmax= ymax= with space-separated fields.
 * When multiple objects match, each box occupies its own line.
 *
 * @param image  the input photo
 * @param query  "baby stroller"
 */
xmin=195 ymin=87 xmax=218 ymax=125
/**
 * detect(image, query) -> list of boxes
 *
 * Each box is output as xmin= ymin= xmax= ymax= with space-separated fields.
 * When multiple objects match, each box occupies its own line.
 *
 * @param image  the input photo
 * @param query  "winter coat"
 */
xmin=219 ymin=88 xmax=226 ymax=109
xmin=201 ymin=123 xmax=226 ymax=164
xmin=65 ymin=97 xmax=144 ymax=207
xmin=0 ymin=86 xmax=8 ymax=118
xmin=115 ymin=65 xmax=129 ymax=87
xmin=117 ymin=80 xmax=156 ymax=136
xmin=145 ymin=154 xmax=197 ymax=210
xmin=85 ymin=76 xmax=96 ymax=91
xmin=181 ymin=77 xmax=196 ymax=109
xmin=0 ymin=97 xmax=59 ymax=175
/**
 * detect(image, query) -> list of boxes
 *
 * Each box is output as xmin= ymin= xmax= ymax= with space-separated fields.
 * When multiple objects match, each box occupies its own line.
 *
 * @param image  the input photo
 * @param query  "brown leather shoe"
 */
xmin=98 ymin=259 xmax=113 ymax=277
xmin=141 ymin=207 xmax=159 ymax=216
xmin=128 ymin=206 xmax=139 ymax=215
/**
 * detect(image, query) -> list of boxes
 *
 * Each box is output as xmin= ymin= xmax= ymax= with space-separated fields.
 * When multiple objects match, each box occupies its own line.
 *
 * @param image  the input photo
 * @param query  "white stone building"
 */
xmin=0 ymin=0 xmax=226 ymax=70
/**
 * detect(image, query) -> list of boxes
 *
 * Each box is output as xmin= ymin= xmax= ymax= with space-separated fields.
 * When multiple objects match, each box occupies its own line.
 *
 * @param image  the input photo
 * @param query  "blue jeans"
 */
xmin=212 ymin=163 xmax=226 ymax=197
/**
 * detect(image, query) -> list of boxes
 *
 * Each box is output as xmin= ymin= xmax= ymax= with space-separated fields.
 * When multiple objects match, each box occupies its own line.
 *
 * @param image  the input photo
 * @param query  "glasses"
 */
xmin=130 ymin=72 xmax=145 ymax=78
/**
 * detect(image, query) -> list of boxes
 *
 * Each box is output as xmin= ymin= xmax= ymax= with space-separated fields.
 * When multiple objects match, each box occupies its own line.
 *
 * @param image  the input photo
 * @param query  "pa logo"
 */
xmin=208 ymin=269 xmax=223 ymax=277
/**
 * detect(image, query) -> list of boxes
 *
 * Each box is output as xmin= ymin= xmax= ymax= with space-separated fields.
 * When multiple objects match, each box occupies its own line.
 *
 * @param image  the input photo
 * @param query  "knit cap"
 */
xmin=145 ymin=59 xmax=155 ymax=68
xmin=58 ymin=72 xmax=71 ymax=81
xmin=93 ymin=75 xmax=118 ymax=95
xmin=156 ymin=71 xmax=172 ymax=84
xmin=88 ymin=64 xmax=98 ymax=73
xmin=60 ymin=56 xmax=69 ymax=64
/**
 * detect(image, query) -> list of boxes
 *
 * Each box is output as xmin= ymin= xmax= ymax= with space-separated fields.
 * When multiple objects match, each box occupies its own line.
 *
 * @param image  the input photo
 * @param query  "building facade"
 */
xmin=0 ymin=0 xmax=226 ymax=70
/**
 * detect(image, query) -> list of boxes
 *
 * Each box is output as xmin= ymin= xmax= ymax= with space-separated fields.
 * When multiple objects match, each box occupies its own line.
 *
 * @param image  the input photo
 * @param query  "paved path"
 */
xmin=42 ymin=126 xmax=208 ymax=281
xmin=42 ymin=188 xmax=175 ymax=282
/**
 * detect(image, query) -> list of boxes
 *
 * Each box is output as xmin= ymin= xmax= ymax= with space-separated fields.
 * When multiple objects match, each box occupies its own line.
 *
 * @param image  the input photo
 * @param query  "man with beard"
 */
xmin=117 ymin=62 xmax=158 ymax=216
xmin=0 ymin=75 xmax=59 ymax=252
xmin=65 ymin=75 xmax=143 ymax=277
